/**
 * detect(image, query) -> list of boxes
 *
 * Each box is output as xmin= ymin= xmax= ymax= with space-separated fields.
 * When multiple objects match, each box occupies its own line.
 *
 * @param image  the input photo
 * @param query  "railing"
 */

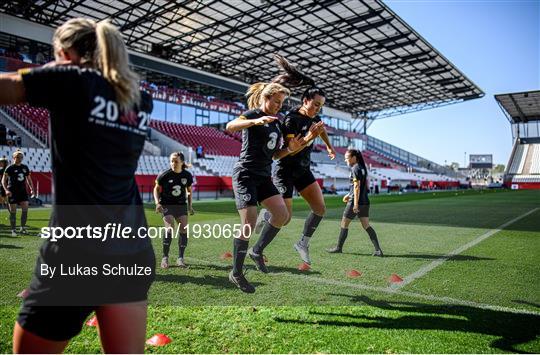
xmin=0 ymin=107 xmax=48 ymax=147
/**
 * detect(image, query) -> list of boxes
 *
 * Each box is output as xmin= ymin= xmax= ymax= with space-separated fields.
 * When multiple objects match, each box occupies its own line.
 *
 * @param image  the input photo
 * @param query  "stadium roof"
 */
xmin=495 ymin=90 xmax=540 ymax=123
xmin=1 ymin=0 xmax=484 ymax=119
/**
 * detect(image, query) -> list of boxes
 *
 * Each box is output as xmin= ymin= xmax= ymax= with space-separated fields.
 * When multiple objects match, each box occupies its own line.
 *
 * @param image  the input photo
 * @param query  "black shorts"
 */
xmin=17 ymin=242 xmax=155 ymax=341
xmin=274 ymin=166 xmax=316 ymax=199
xmin=162 ymin=204 xmax=188 ymax=218
xmin=232 ymin=166 xmax=280 ymax=210
xmin=343 ymin=202 xmax=370 ymax=219
xmin=8 ymin=189 xmax=28 ymax=204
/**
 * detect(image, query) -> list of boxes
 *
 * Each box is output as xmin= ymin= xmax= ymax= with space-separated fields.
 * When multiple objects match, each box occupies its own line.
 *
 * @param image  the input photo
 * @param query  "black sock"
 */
xmin=21 ymin=210 xmax=28 ymax=227
xmin=252 ymin=223 xmax=280 ymax=255
xmin=365 ymin=226 xmax=381 ymax=251
xmin=300 ymin=213 xmax=323 ymax=245
xmin=337 ymin=228 xmax=349 ymax=249
xmin=10 ymin=212 xmax=16 ymax=230
xmin=178 ymin=233 xmax=188 ymax=258
xmin=233 ymin=238 xmax=249 ymax=275
xmin=163 ymin=230 xmax=172 ymax=258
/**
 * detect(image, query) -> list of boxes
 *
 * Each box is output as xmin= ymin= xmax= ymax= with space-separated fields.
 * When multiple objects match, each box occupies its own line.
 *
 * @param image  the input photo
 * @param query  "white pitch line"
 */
xmin=271 ymin=272 xmax=540 ymax=316
xmin=389 ymin=207 xmax=539 ymax=291
xmin=185 ymin=256 xmax=540 ymax=316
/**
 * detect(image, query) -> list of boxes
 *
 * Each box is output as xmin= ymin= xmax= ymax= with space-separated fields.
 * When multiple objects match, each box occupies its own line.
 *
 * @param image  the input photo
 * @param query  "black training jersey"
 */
xmin=236 ymin=109 xmax=282 ymax=177
xmin=20 ymin=65 xmax=153 ymax=254
xmin=4 ymin=163 xmax=30 ymax=191
xmin=278 ymin=109 xmax=321 ymax=169
xmin=156 ymin=169 xmax=193 ymax=205
xmin=349 ymin=163 xmax=369 ymax=205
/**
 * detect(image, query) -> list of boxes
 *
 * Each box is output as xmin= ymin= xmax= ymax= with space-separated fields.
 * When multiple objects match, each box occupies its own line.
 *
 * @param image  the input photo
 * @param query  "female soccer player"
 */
xmin=2 ymin=150 xmax=34 ymax=236
xmin=327 ymin=149 xmax=383 ymax=256
xmin=225 ymin=80 xmax=316 ymax=293
xmin=0 ymin=18 xmax=154 ymax=352
xmin=154 ymin=151 xmax=194 ymax=269
xmin=256 ymin=55 xmax=336 ymax=265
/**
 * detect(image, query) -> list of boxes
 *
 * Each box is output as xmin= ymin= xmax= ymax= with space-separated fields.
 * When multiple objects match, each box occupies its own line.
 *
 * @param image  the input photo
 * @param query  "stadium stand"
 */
xmin=496 ymin=91 xmax=540 ymax=189
xmin=0 ymin=52 xmax=464 ymax=197
xmin=312 ymin=163 xmax=350 ymax=179
xmin=149 ymin=120 xmax=241 ymax=156
xmin=1 ymin=104 xmax=48 ymax=144
xmin=194 ymin=155 xmax=237 ymax=176
xmin=141 ymin=81 xmax=244 ymax=116
xmin=529 ymin=144 xmax=540 ymax=174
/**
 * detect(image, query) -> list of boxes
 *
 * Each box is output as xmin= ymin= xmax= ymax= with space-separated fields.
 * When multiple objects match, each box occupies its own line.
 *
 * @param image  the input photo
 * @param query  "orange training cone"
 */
xmin=298 ymin=262 xmax=311 ymax=271
xmin=86 ymin=316 xmax=98 ymax=327
xmin=389 ymin=273 xmax=403 ymax=283
xmin=346 ymin=269 xmax=362 ymax=278
xmin=146 ymin=334 xmax=172 ymax=346
xmin=220 ymin=251 xmax=233 ymax=260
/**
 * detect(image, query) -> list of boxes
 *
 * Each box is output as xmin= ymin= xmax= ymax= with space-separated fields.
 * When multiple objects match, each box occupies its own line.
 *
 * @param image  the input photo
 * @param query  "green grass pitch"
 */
xmin=0 ymin=189 xmax=539 ymax=353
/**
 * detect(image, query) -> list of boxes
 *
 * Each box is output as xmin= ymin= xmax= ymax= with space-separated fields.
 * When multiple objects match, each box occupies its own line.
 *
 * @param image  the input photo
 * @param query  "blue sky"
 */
xmin=368 ymin=0 xmax=539 ymax=166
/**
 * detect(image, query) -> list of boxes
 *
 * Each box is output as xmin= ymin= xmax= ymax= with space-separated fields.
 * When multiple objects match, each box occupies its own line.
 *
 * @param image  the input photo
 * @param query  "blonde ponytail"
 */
xmin=246 ymin=83 xmax=266 ymax=110
xmin=95 ymin=20 xmax=140 ymax=113
xmin=53 ymin=18 xmax=140 ymax=113
xmin=246 ymin=82 xmax=290 ymax=110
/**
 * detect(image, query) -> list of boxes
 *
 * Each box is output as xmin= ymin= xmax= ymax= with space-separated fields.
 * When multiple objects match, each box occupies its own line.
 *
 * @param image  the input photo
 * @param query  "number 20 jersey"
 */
xmin=236 ymin=109 xmax=283 ymax=177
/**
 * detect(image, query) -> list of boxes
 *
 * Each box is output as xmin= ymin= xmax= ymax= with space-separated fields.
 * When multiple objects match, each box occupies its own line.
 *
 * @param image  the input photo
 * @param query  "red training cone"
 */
xmin=146 ymin=334 xmax=172 ymax=346
xmin=298 ymin=262 xmax=311 ymax=271
xmin=346 ymin=269 xmax=362 ymax=278
xmin=389 ymin=273 xmax=403 ymax=283
xmin=17 ymin=289 xmax=29 ymax=299
xmin=86 ymin=316 xmax=98 ymax=327
xmin=220 ymin=251 xmax=233 ymax=260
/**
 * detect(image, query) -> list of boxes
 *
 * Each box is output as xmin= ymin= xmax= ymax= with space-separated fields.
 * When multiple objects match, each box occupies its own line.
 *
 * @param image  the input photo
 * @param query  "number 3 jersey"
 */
xmin=4 ymin=163 xmax=30 ymax=191
xmin=156 ymin=169 xmax=193 ymax=205
xmin=236 ymin=109 xmax=283 ymax=177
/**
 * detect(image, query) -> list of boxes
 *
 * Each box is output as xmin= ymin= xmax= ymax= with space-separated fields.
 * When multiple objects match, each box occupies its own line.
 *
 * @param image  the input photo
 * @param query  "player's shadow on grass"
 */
xmin=0 ymin=233 xmax=20 ymax=238
xmin=320 ymin=204 xmax=540 ymax=232
xmin=0 ymin=244 xmax=23 ymax=249
xmin=340 ymin=252 xmax=494 ymax=261
xmin=183 ymin=261 xmax=322 ymax=276
xmin=154 ymin=273 xmax=264 ymax=290
xmin=513 ymin=300 xmax=540 ymax=309
xmin=275 ymin=295 xmax=539 ymax=353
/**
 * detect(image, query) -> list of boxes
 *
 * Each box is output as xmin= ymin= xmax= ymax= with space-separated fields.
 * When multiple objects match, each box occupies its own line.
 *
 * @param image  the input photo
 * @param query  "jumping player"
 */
xmin=154 ymin=151 xmax=194 ymax=269
xmin=256 ymin=54 xmax=336 ymax=265
xmin=226 ymin=80 xmax=311 ymax=293
xmin=2 ymin=150 xmax=34 ymax=236
xmin=0 ymin=18 xmax=154 ymax=352
xmin=327 ymin=149 xmax=383 ymax=256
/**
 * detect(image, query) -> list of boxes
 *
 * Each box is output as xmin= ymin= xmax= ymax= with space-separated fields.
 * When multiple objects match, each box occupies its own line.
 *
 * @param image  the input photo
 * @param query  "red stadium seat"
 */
xmin=149 ymin=120 xmax=241 ymax=156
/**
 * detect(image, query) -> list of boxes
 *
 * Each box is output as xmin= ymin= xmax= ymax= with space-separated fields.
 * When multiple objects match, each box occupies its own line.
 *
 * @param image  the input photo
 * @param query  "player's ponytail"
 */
xmin=272 ymin=54 xmax=325 ymax=101
xmin=246 ymin=83 xmax=266 ymax=110
xmin=246 ymin=82 xmax=290 ymax=110
xmin=95 ymin=20 xmax=140 ymax=113
xmin=347 ymin=149 xmax=367 ymax=171
xmin=53 ymin=18 xmax=140 ymax=113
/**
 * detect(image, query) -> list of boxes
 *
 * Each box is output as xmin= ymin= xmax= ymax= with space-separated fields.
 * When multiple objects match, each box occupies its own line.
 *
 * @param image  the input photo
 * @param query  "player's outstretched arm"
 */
xmin=0 ymin=72 xmax=26 ymax=105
